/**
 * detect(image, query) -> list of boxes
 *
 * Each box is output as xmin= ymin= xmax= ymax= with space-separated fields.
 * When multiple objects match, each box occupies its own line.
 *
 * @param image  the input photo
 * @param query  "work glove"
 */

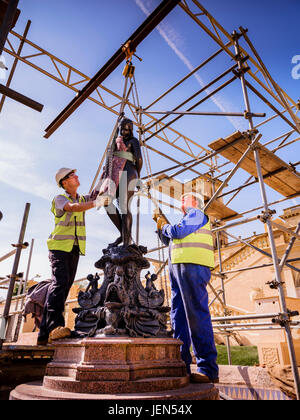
xmin=156 ymin=216 xmax=168 ymax=231
xmin=152 ymin=208 xmax=162 ymax=223
xmin=152 ymin=208 xmax=168 ymax=230
xmin=94 ymin=195 xmax=112 ymax=209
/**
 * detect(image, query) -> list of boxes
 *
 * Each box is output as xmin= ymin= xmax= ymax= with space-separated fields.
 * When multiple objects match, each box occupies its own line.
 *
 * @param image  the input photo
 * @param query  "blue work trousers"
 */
xmin=169 ymin=262 xmax=219 ymax=380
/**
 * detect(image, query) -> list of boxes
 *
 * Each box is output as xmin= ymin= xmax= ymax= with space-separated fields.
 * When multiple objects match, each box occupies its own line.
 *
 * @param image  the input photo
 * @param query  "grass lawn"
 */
xmin=216 ymin=345 xmax=259 ymax=366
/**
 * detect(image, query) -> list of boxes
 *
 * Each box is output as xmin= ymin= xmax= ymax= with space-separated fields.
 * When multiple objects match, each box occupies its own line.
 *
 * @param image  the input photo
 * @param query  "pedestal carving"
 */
xmin=73 ymin=244 xmax=171 ymax=339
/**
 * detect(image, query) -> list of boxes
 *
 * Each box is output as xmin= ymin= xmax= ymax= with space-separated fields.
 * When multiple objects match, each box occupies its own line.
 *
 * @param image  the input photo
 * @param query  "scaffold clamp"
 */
xmin=232 ymin=66 xmax=250 ymax=79
xmin=272 ymin=310 xmax=299 ymax=327
xmin=266 ymin=279 xmax=283 ymax=290
xmin=257 ymin=209 xmax=276 ymax=223
xmin=11 ymin=242 xmax=29 ymax=249
xmin=231 ymin=30 xmax=243 ymax=41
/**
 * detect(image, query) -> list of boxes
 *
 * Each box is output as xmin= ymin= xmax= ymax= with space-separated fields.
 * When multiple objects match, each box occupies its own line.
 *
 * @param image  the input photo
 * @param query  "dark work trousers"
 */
xmin=38 ymin=246 xmax=80 ymax=340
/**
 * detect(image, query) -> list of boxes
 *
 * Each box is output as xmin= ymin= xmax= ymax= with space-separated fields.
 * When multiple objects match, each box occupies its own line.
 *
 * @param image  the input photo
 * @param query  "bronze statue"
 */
xmin=99 ymin=117 xmax=143 ymax=247
xmin=72 ymin=118 xmax=171 ymax=339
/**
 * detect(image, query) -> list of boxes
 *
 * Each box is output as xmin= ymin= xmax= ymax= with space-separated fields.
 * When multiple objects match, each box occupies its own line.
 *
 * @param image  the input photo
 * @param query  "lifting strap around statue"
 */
xmin=113 ymin=150 xmax=136 ymax=164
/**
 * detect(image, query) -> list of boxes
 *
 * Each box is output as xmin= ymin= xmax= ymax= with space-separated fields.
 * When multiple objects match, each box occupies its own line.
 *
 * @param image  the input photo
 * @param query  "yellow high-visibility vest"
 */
xmin=47 ymin=194 xmax=86 ymax=255
xmin=171 ymin=219 xmax=215 ymax=268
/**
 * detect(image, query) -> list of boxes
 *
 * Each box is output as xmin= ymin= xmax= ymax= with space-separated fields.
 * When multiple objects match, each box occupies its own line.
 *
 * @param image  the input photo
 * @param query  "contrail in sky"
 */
xmin=135 ymin=0 xmax=245 ymax=131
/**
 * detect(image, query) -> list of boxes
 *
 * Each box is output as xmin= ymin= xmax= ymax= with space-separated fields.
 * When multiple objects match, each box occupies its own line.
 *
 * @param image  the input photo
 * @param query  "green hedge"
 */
xmin=216 ymin=345 xmax=259 ymax=366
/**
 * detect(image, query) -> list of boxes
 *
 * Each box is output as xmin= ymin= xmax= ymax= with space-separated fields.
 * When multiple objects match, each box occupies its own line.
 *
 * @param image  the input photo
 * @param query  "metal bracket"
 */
xmin=7 ymin=272 xmax=23 ymax=281
xmin=243 ymin=111 xmax=266 ymax=120
xmin=122 ymin=41 xmax=142 ymax=63
xmin=244 ymin=128 xmax=259 ymax=138
xmin=231 ymin=30 xmax=243 ymax=41
xmin=122 ymin=61 xmax=135 ymax=78
xmin=232 ymin=67 xmax=251 ymax=79
xmin=272 ymin=310 xmax=299 ymax=327
xmin=266 ymin=279 xmax=283 ymax=290
xmin=257 ymin=209 xmax=276 ymax=223
xmin=224 ymin=308 xmax=232 ymax=317
xmin=218 ymin=273 xmax=226 ymax=281
xmin=11 ymin=241 xmax=29 ymax=249
xmin=233 ymin=53 xmax=250 ymax=64
xmin=243 ymin=111 xmax=252 ymax=120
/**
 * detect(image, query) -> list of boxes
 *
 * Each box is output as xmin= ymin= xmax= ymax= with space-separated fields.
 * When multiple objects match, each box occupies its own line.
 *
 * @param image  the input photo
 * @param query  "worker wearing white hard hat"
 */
xmin=152 ymin=191 xmax=218 ymax=384
xmin=180 ymin=192 xmax=205 ymax=210
xmin=37 ymin=167 xmax=104 ymax=346
xmin=55 ymin=167 xmax=77 ymax=187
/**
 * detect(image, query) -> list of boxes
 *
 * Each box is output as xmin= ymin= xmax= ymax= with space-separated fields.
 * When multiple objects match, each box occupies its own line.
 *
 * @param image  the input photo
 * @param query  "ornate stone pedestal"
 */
xmin=10 ymin=244 xmax=219 ymax=400
xmin=10 ymin=337 xmax=219 ymax=400
xmin=73 ymin=244 xmax=171 ymax=339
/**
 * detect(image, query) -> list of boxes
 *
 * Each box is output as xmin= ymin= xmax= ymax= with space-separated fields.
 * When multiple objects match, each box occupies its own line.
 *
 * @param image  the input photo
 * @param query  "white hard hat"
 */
xmin=55 ymin=168 xmax=76 ymax=188
xmin=181 ymin=192 xmax=204 ymax=209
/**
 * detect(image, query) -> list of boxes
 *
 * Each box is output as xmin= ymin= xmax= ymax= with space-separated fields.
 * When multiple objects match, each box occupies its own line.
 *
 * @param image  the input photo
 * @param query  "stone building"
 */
xmin=209 ymin=204 xmax=300 ymax=365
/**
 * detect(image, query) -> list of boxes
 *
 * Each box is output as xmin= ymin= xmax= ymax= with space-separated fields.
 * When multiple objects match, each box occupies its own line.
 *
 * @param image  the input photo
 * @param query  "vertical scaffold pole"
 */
xmin=233 ymin=30 xmax=300 ymax=400
xmin=211 ymin=176 xmax=232 ymax=364
xmin=13 ymin=238 xmax=35 ymax=342
xmin=0 ymin=203 xmax=30 ymax=350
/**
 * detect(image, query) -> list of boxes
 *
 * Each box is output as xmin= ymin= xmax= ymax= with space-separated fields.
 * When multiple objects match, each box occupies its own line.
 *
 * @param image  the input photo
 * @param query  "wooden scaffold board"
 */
xmin=147 ymin=174 xmax=240 ymax=221
xmin=209 ymin=131 xmax=300 ymax=198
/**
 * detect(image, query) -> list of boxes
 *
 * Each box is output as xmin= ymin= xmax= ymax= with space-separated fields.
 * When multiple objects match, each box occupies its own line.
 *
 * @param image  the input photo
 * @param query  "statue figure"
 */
xmin=98 ymin=117 xmax=143 ymax=248
xmin=85 ymin=273 xmax=99 ymax=295
xmin=77 ymin=273 xmax=100 ymax=309
xmin=145 ymin=271 xmax=159 ymax=296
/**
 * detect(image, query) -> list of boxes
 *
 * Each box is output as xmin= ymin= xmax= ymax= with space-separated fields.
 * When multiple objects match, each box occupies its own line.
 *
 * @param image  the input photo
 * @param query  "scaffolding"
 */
xmin=1 ymin=0 xmax=300 ymax=399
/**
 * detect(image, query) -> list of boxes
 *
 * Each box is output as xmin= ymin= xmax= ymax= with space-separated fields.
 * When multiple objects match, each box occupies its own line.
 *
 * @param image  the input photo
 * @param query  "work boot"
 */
xmin=49 ymin=326 xmax=72 ymax=342
xmin=190 ymin=373 xmax=219 ymax=384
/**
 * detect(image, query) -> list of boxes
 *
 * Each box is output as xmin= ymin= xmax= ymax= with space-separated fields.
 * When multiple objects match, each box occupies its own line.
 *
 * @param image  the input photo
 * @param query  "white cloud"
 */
xmin=0 ymin=103 xmax=57 ymax=200
xmin=0 ymin=141 xmax=57 ymax=200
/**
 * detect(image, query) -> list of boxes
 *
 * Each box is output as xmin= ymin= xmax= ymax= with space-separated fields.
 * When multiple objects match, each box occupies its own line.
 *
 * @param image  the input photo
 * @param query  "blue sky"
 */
xmin=0 ymin=0 xmax=299 ymax=297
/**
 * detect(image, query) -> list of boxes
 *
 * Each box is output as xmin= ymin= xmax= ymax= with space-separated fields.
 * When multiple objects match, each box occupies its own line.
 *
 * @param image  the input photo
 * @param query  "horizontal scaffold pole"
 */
xmin=143 ymin=110 xmax=266 ymax=118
